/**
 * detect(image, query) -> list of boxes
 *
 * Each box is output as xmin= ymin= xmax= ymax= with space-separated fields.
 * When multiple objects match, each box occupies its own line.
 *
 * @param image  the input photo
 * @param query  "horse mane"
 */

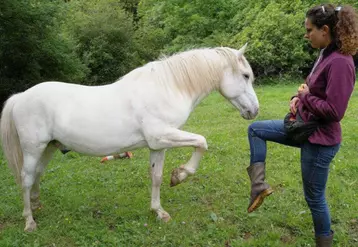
xmin=120 ymin=47 xmax=240 ymax=96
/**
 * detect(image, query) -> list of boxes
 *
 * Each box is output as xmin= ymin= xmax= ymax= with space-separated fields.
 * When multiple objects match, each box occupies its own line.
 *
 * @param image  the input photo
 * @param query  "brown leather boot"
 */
xmin=315 ymin=231 xmax=333 ymax=247
xmin=247 ymin=162 xmax=273 ymax=213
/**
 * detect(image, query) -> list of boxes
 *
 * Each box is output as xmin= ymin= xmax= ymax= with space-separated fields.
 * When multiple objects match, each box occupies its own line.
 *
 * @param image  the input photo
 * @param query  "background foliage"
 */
xmin=1 ymin=0 xmax=358 ymax=104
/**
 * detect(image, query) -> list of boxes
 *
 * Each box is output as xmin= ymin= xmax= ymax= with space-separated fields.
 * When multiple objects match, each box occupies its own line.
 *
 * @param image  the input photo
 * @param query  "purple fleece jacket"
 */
xmin=297 ymin=43 xmax=356 ymax=146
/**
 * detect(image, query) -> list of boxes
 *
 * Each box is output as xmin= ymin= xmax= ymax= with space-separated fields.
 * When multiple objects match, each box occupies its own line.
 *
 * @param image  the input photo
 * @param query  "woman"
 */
xmin=246 ymin=4 xmax=358 ymax=246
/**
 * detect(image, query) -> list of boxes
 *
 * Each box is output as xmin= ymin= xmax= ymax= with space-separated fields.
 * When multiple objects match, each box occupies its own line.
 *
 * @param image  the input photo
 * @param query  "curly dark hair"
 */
xmin=306 ymin=4 xmax=358 ymax=55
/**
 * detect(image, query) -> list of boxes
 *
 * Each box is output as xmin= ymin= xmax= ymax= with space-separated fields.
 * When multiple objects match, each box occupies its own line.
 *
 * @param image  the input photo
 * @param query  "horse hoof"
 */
xmin=170 ymin=168 xmax=180 ymax=187
xmin=157 ymin=213 xmax=171 ymax=222
xmin=24 ymin=221 xmax=37 ymax=232
xmin=162 ymin=214 xmax=171 ymax=223
xmin=170 ymin=166 xmax=186 ymax=187
xmin=170 ymin=175 xmax=180 ymax=187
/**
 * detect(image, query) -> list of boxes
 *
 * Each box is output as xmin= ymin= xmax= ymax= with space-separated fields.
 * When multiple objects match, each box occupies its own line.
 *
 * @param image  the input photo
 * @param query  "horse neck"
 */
xmin=158 ymin=50 xmax=224 ymax=102
xmin=189 ymin=86 xmax=217 ymax=109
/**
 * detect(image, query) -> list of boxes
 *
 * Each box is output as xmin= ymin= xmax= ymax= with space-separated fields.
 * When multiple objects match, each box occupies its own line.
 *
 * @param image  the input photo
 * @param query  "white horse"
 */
xmin=0 ymin=44 xmax=258 ymax=232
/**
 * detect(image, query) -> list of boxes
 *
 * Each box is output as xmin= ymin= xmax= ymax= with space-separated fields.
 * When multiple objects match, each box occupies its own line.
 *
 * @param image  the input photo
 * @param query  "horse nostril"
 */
xmin=247 ymin=108 xmax=259 ymax=119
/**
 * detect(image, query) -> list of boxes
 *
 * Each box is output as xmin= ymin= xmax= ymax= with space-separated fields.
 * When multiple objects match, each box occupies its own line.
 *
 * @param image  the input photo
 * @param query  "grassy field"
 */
xmin=1 ymin=84 xmax=358 ymax=247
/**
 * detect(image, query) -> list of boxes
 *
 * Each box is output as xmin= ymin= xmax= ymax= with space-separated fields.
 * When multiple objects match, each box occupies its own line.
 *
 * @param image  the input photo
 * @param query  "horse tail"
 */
xmin=1 ymin=94 xmax=23 ymax=184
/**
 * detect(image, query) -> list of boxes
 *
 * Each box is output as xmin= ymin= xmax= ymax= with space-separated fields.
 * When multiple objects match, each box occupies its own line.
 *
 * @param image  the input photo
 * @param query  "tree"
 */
xmin=0 ymin=0 xmax=86 ymax=107
xmin=62 ymin=0 xmax=139 ymax=84
xmin=229 ymin=0 xmax=312 ymax=77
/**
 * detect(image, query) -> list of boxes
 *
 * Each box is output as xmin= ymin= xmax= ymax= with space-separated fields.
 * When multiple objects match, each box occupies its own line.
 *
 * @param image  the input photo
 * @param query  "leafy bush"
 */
xmin=0 ymin=0 xmax=86 ymax=105
xmin=62 ymin=0 xmax=138 ymax=84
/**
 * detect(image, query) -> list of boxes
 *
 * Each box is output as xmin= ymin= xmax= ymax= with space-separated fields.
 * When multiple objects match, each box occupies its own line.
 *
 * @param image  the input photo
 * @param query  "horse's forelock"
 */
xmin=238 ymin=54 xmax=253 ymax=79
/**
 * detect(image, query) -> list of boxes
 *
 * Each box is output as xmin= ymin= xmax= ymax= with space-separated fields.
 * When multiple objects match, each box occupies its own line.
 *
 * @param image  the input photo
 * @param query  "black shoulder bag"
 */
xmin=283 ymin=111 xmax=320 ymax=143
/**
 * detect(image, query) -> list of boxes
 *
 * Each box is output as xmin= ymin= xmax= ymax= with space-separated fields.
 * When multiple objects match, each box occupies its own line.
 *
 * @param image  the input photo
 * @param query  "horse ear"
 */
xmin=236 ymin=43 xmax=248 ymax=57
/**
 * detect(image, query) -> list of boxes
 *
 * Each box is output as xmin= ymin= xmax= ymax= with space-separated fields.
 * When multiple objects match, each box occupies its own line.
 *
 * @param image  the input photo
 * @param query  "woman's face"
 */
xmin=304 ymin=18 xmax=330 ymax=49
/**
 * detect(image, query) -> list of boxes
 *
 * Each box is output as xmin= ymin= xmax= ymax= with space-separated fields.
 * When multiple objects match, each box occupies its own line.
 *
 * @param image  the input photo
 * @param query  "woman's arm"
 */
xmin=299 ymin=58 xmax=355 ymax=122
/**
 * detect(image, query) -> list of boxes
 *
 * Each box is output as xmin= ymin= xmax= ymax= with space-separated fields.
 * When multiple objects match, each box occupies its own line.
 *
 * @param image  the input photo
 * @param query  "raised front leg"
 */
xmin=145 ymin=127 xmax=208 ymax=187
xmin=149 ymin=149 xmax=171 ymax=222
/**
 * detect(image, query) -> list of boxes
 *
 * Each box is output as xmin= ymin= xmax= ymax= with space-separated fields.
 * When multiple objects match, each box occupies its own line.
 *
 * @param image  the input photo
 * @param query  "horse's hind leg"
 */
xmin=21 ymin=145 xmax=47 ymax=232
xmin=31 ymin=144 xmax=57 ymax=211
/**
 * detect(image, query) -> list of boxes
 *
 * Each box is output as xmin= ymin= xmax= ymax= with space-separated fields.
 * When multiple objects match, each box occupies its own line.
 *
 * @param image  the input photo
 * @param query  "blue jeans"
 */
xmin=248 ymin=120 xmax=340 ymax=236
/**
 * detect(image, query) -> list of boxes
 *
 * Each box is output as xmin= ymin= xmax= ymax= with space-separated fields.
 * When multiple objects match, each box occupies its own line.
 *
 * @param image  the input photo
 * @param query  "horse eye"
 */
xmin=243 ymin=74 xmax=250 ymax=80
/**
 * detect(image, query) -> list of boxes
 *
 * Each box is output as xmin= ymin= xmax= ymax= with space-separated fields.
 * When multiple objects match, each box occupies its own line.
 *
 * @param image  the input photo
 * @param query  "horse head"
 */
xmin=219 ymin=44 xmax=259 ymax=120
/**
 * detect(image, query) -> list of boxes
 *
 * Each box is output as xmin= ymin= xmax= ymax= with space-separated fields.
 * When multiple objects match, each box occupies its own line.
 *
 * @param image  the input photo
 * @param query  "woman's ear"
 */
xmin=321 ymin=25 xmax=330 ymax=36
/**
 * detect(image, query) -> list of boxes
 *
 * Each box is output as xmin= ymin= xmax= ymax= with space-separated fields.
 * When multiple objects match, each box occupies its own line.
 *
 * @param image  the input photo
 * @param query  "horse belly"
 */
xmin=53 ymin=112 xmax=146 ymax=156
xmin=55 ymin=126 xmax=147 ymax=156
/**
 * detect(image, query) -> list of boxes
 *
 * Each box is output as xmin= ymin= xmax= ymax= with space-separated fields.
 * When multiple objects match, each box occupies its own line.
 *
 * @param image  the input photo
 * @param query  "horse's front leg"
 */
xmin=146 ymin=127 xmax=208 ymax=187
xmin=170 ymin=144 xmax=206 ymax=187
xmin=149 ymin=149 xmax=171 ymax=222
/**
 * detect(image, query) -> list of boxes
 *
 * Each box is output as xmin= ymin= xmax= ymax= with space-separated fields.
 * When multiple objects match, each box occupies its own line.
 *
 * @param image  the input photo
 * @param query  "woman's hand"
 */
xmin=298 ymin=83 xmax=309 ymax=96
xmin=290 ymin=96 xmax=300 ymax=114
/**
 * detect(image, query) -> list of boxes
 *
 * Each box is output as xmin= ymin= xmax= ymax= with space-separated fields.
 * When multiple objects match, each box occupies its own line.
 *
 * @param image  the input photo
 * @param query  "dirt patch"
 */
xmin=92 ymin=209 xmax=103 ymax=219
xmin=243 ymin=232 xmax=252 ymax=240
xmin=280 ymin=235 xmax=295 ymax=244
xmin=224 ymin=240 xmax=231 ymax=247
xmin=348 ymin=218 xmax=358 ymax=244
xmin=108 ymin=223 xmax=115 ymax=231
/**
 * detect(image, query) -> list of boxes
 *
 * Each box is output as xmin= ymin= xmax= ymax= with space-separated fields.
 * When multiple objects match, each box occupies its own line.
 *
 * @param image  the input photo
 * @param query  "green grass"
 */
xmin=1 ymin=84 xmax=358 ymax=246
